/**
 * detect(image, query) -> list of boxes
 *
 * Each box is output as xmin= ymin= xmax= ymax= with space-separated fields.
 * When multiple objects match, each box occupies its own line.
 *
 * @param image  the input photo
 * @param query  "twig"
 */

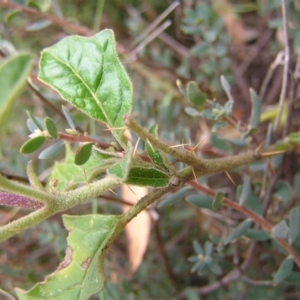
xmin=259 ymin=51 xmax=285 ymax=101
xmin=273 ymin=0 xmax=290 ymax=132
xmin=0 ymin=1 xmax=92 ymax=36
xmin=27 ymin=78 xmax=66 ymax=119
xmin=129 ymin=1 xmax=180 ymax=50
xmin=152 ymin=216 xmax=179 ymax=290
xmin=188 ymin=181 xmax=300 ymax=269
xmin=128 ymin=20 xmax=172 ymax=61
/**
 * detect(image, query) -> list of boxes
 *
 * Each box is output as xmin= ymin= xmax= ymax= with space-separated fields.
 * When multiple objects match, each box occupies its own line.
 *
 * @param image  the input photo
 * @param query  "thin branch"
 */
xmin=0 ymin=1 xmax=92 ymax=36
xmin=273 ymin=0 xmax=290 ymax=132
xmin=188 ymin=181 xmax=300 ymax=269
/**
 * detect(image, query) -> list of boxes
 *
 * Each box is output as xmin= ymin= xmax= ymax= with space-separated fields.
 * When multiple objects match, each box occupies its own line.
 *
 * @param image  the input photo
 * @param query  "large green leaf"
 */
xmin=38 ymin=29 xmax=132 ymax=147
xmin=50 ymin=145 xmax=112 ymax=191
xmin=16 ymin=214 xmax=121 ymax=299
xmin=126 ymin=167 xmax=169 ymax=187
xmin=0 ymin=53 xmax=32 ymax=129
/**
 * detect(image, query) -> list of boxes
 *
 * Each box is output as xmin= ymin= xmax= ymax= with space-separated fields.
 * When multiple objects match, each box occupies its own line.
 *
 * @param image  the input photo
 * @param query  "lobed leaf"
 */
xmin=108 ymin=145 xmax=133 ymax=180
xmin=16 ymin=214 xmax=122 ymax=299
xmin=38 ymin=30 xmax=132 ymax=147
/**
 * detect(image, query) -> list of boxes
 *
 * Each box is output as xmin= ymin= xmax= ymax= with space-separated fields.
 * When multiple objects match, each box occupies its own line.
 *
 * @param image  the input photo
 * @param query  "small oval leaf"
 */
xmin=249 ymin=88 xmax=261 ymax=128
xmin=20 ymin=136 xmax=46 ymax=154
xmin=186 ymin=81 xmax=206 ymax=107
xmin=62 ymin=105 xmax=76 ymax=130
xmin=158 ymin=187 xmax=190 ymax=208
xmin=44 ymin=117 xmax=58 ymax=139
xmin=239 ymin=175 xmax=251 ymax=206
xmin=212 ymin=192 xmax=224 ymax=210
xmin=74 ymin=143 xmax=94 ymax=165
xmin=289 ymin=207 xmax=300 ymax=245
xmin=273 ymin=256 xmax=294 ymax=285
xmin=244 ymin=229 xmax=270 ymax=241
xmin=272 ymin=220 xmax=289 ymax=239
xmin=224 ymin=219 xmax=252 ymax=245
xmin=26 ymin=110 xmax=44 ymax=131
xmin=38 ymin=140 xmax=65 ymax=159
xmin=186 ymin=195 xmax=213 ymax=209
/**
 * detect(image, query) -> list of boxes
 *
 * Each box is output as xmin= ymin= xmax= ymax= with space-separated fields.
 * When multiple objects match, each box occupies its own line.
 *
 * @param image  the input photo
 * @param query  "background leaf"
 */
xmin=0 ymin=53 xmax=32 ymax=130
xmin=38 ymin=29 xmax=132 ymax=147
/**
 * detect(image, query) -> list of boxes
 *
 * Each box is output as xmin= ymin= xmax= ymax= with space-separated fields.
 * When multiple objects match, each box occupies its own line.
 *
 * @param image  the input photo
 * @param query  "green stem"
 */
xmin=0 ymin=175 xmax=122 ymax=243
xmin=124 ymin=114 xmax=207 ymax=170
xmin=118 ymin=182 xmax=178 ymax=232
xmin=93 ymin=0 xmax=105 ymax=33
xmin=0 ymin=207 xmax=51 ymax=242
xmin=0 ymin=173 xmax=55 ymax=204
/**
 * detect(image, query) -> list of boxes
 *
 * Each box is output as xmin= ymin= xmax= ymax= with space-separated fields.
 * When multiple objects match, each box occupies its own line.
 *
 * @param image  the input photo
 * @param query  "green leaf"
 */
xmin=62 ymin=106 xmax=76 ymax=130
xmin=145 ymin=125 xmax=168 ymax=170
xmin=289 ymin=207 xmax=300 ymax=245
xmin=244 ymin=193 xmax=263 ymax=216
xmin=0 ymin=53 xmax=32 ymax=130
xmin=193 ymin=240 xmax=203 ymax=255
xmin=20 ymin=136 xmax=46 ymax=154
xmin=27 ymin=0 xmax=51 ymax=12
xmin=108 ymin=145 xmax=133 ymax=180
xmin=38 ymin=30 xmax=132 ymax=147
xmin=274 ymin=180 xmax=292 ymax=203
xmin=158 ymin=187 xmax=190 ymax=208
xmin=284 ymin=271 xmax=300 ymax=286
xmin=239 ymin=175 xmax=251 ymax=206
xmin=186 ymin=195 xmax=213 ymax=209
xmin=288 ymin=132 xmax=300 ymax=143
xmin=272 ymin=220 xmax=289 ymax=239
xmin=273 ymin=256 xmax=294 ymax=285
xmin=16 ymin=214 xmax=122 ymax=299
xmin=185 ymin=107 xmax=201 ymax=117
xmin=208 ymin=261 xmax=222 ymax=275
xmin=26 ymin=20 xmax=52 ymax=31
xmin=184 ymin=288 xmax=202 ymax=300
xmin=51 ymin=145 xmax=108 ymax=191
xmin=212 ymin=192 xmax=224 ymax=210
xmin=74 ymin=143 xmax=94 ymax=165
xmin=27 ymin=117 xmax=44 ymax=133
xmin=211 ymin=121 xmax=225 ymax=132
xmin=39 ymin=140 xmax=65 ymax=160
xmin=44 ymin=117 xmax=58 ymax=139
xmin=186 ymin=81 xmax=206 ymax=107
xmin=249 ymin=88 xmax=261 ymax=128
xmin=244 ymin=229 xmax=270 ymax=241
xmin=126 ymin=167 xmax=169 ymax=187
xmin=224 ymin=219 xmax=252 ymax=245
xmin=220 ymin=75 xmax=233 ymax=102
xmin=27 ymin=110 xmax=44 ymax=131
